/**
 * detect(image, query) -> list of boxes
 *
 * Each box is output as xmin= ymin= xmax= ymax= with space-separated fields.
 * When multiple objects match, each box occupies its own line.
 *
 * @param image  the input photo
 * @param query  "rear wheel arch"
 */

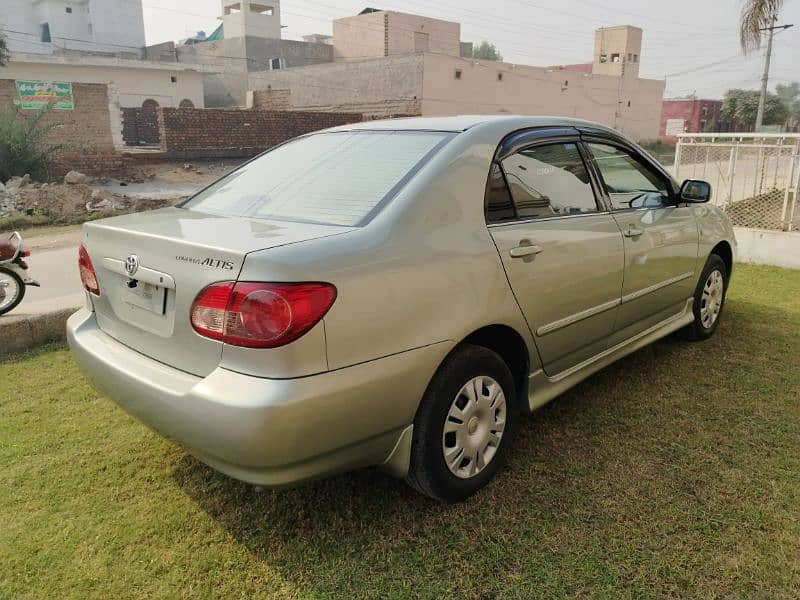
xmin=460 ymin=324 xmax=530 ymax=409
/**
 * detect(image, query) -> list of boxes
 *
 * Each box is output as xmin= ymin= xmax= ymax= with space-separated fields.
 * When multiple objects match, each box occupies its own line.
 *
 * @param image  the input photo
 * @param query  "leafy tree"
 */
xmin=0 ymin=104 xmax=65 ymax=183
xmin=775 ymin=81 xmax=800 ymax=124
xmin=739 ymin=0 xmax=784 ymax=52
xmin=721 ymin=88 xmax=788 ymax=127
xmin=472 ymin=41 xmax=502 ymax=61
xmin=0 ymin=33 xmax=9 ymax=67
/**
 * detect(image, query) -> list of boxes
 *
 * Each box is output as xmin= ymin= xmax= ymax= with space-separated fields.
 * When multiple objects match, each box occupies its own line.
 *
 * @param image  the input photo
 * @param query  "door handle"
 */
xmin=623 ymin=226 xmax=644 ymax=238
xmin=509 ymin=243 xmax=543 ymax=259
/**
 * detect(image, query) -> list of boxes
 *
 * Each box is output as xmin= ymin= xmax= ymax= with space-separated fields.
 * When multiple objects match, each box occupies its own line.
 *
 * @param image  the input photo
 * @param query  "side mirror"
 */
xmin=680 ymin=179 xmax=711 ymax=203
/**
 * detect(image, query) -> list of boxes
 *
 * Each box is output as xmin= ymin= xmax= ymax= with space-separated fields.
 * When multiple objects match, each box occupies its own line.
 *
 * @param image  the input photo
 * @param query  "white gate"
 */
xmin=674 ymin=133 xmax=800 ymax=232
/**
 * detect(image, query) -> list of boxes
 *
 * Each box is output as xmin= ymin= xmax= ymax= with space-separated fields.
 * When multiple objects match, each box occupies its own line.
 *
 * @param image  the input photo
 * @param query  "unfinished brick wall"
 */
xmin=0 ymin=79 xmax=123 ymax=178
xmin=250 ymin=90 xmax=292 ymax=111
xmin=157 ymin=108 xmax=364 ymax=159
xmin=122 ymin=107 xmax=160 ymax=146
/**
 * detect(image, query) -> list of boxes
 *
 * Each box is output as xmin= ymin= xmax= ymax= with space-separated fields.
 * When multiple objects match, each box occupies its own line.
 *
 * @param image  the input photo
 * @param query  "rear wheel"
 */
xmin=682 ymin=254 xmax=728 ymax=341
xmin=0 ymin=267 xmax=25 ymax=316
xmin=406 ymin=344 xmax=516 ymax=503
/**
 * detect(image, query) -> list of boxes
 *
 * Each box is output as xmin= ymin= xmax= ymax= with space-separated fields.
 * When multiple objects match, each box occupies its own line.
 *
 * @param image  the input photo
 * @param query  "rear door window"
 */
xmin=500 ymin=142 xmax=599 ymax=219
xmin=183 ymin=131 xmax=452 ymax=227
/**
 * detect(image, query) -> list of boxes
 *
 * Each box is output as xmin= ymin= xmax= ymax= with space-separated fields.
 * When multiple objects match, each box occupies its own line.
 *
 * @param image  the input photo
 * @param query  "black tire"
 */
xmin=406 ymin=344 xmax=517 ymax=503
xmin=681 ymin=254 xmax=728 ymax=341
xmin=0 ymin=267 xmax=25 ymax=316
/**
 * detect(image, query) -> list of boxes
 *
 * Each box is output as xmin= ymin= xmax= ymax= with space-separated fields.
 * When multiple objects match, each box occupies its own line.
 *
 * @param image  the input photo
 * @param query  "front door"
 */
xmin=585 ymin=141 xmax=699 ymax=341
xmin=487 ymin=138 xmax=625 ymax=376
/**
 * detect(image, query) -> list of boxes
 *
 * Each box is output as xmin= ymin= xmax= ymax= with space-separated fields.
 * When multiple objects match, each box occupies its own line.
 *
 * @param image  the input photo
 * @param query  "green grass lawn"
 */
xmin=2 ymin=264 xmax=799 ymax=599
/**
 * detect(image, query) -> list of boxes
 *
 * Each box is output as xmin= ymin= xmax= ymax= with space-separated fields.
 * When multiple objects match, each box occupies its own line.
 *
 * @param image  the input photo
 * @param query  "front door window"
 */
xmin=587 ymin=143 xmax=670 ymax=210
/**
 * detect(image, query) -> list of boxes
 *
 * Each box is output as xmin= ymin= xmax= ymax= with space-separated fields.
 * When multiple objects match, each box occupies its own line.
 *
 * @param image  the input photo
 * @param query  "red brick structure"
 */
xmin=659 ymin=98 xmax=722 ymax=143
xmin=122 ymin=106 xmax=161 ymax=146
xmin=156 ymin=108 xmax=363 ymax=159
xmin=0 ymin=79 xmax=124 ymax=178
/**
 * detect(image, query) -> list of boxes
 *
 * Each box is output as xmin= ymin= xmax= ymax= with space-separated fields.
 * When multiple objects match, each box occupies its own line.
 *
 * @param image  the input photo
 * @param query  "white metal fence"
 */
xmin=674 ymin=133 xmax=800 ymax=232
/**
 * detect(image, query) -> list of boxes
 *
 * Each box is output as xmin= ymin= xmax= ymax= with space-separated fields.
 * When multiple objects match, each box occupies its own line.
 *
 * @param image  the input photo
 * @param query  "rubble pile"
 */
xmin=0 ymin=171 xmax=175 ymax=221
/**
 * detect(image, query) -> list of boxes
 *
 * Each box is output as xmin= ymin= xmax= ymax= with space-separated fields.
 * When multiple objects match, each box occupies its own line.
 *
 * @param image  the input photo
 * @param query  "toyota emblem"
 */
xmin=124 ymin=254 xmax=140 ymax=277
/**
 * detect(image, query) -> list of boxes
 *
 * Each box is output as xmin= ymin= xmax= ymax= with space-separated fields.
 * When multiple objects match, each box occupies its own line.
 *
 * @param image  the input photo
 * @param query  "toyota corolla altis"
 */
xmin=68 ymin=116 xmax=735 ymax=502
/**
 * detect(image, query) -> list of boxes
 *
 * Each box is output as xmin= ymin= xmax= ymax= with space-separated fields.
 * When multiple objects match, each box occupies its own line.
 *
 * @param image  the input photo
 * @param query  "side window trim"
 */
xmin=576 ymin=141 xmax=613 ymax=213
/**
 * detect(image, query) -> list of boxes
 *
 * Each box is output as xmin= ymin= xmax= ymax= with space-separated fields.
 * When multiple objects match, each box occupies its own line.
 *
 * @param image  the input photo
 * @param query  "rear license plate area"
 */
xmin=122 ymin=281 xmax=166 ymax=315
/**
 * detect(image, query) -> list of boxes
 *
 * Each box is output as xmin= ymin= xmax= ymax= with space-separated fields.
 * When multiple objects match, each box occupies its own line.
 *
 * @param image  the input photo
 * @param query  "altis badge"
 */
xmin=175 ymin=255 xmax=236 ymax=270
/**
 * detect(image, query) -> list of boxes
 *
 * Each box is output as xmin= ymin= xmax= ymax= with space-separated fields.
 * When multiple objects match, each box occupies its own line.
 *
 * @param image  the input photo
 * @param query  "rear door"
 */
xmin=583 ymin=138 xmax=699 ymax=341
xmin=487 ymin=129 xmax=626 ymax=377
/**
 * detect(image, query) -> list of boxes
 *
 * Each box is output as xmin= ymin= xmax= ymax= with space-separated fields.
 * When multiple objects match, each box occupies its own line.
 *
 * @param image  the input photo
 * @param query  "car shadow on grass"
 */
xmin=168 ymin=300 xmax=797 ymax=596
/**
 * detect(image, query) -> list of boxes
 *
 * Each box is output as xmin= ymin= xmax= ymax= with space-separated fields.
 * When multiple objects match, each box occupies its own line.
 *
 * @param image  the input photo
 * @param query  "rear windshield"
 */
xmin=182 ymin=130 xmax=453 ymax=227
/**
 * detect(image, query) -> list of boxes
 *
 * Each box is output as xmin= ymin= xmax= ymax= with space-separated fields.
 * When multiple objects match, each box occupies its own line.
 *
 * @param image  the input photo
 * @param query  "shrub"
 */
xmin=0 ymin=103 xmax=65 ymax=183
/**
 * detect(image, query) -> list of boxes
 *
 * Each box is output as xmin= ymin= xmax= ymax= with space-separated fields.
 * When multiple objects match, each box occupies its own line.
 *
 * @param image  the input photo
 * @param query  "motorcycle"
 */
xmin=0 ymin=231 xmax=40 ymax=316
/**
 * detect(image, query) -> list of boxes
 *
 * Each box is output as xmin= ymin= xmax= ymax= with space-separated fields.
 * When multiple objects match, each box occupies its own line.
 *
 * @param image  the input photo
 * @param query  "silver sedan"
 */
xmin=68 ymin=116 xmax=736 ymax=502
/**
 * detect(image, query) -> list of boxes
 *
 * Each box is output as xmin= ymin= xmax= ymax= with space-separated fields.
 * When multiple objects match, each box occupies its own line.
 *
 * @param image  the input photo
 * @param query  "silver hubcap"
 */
xmin=442 ymin=375 xmax=507 ymax=479
xmin=700 ymin=269 xmax=724 ymax=328
xmin=0 ymin=273 xmax=20 ymax=312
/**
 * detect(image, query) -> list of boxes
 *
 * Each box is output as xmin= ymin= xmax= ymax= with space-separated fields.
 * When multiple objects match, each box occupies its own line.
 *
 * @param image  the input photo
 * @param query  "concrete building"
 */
xmin=249 ymin=15 xmax=666 ymax=141
xmin=660 ymin=98 xmax=723 ymax=142
xmin=1 ymin=53 xmax=208 ymax=109
xmin=0 ymin=0 xmax=146 ymax=56
xmin=333 ymin=9 xmax=463 ymax=61
xmin=148 ymin=0 xmax=334 ymax=107
xmin=592 ymin=25 xmax=642 ymax=78
xmin=0 ymin=0 xmax=210 ymax=108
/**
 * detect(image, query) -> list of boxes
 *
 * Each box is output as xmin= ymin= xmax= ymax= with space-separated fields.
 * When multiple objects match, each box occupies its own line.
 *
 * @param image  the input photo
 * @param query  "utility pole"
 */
xmin=755 ymin=21 xmax=794 ymax=131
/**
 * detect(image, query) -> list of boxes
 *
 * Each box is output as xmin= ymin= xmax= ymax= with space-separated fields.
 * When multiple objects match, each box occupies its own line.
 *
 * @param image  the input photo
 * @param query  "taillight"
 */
xmin=78 ymin=245 xmax=100 ymax=296
xmin=191 ymin=282 xmax=337 ymax=348
xmin=20 ymin=245 xmax=30 ymax=258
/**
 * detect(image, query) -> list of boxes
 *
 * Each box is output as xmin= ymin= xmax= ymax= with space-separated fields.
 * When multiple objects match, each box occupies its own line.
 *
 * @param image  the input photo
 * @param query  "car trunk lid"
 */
xmin=82 ymin=207 xmax=352 ymax=376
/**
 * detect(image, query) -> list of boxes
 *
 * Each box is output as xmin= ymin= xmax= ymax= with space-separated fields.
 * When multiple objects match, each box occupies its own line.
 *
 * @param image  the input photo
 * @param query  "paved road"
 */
xmin=7 ymin=245 xmax=84 ymax=318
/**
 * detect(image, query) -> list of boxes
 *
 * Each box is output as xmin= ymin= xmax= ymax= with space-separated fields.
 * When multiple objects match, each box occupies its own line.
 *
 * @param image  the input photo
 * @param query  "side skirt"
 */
xmin=527 ymin=298 xmax=695 ymax=412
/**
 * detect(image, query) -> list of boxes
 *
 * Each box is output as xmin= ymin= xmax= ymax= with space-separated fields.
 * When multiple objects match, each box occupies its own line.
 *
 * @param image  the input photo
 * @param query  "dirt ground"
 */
xmin=114 ymin=159 xmax=241 ymax=187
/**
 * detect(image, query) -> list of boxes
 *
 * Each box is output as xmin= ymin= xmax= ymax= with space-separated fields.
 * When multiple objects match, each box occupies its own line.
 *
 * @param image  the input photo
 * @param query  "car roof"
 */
xmin=325 ymin=114 xmax=620 ymax=135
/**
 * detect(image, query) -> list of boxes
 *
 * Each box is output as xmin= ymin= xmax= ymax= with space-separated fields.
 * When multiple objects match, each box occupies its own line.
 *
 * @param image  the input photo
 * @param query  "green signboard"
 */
xmin=15 ymin=80 xmax=74 ymax=110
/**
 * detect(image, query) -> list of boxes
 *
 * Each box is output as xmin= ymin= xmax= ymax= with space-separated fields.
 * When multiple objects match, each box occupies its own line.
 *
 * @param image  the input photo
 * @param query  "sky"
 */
xmin=142 ymin=0 xmax=800 ymax=99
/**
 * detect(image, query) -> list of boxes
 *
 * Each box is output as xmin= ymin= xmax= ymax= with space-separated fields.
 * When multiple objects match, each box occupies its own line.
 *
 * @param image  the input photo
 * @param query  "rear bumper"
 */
xmin=67 ymin=308 xmax=451 ymax=486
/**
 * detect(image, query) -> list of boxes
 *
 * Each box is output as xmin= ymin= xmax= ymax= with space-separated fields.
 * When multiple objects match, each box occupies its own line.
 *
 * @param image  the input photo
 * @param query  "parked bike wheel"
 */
xmin=0 ymin=267 xmax=25 ymax=316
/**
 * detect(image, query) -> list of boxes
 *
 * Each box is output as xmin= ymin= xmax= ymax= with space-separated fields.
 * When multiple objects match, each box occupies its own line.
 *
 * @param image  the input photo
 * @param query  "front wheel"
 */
xmin=681 ymin=254 xmax=728 ymax=341
xmin=0 ymin=267 xmax=25 ymax=316
xmin=406 ymin=344 xmax=517 ymax=503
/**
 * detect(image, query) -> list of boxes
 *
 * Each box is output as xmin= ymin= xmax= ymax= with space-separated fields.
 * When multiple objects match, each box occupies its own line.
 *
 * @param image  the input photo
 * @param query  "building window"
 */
xmin=66 ymin=6 xmax=73 ymax=13
xmin=170 ymin=75 xmax=178 ymax=83
xmin=497 ymin=72 xmax=503 ymax=81
xmin=627 ymin=53 xmax=632 ymax=62
xmin=700 ymin=119 xmax=707 ymax=131
xmin=633 ymin=54 xmax=638 ymax=63
xmin=250 ymin=3 xmax=274 ymax=15
xmin=40 ymin=23 xmax=51 ymax=43
xmin=268 ymin=57 xmax=283 ymax=70
xmin=611 ymin=53 xmax=620 ymax=63
xmin=455 ymin=69 xmax=462 ymax=79
xmin=599 ymin=53 xmax=607 ymax=63
xmin=224 ymin=2 xmax=241 ymax=15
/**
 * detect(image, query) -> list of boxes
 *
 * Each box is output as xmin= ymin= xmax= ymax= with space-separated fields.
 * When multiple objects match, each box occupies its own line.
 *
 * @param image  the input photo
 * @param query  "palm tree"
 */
xmin=740 ymin=0 xmax=784 ymax=52
xmin=0 ymin=33 xmax=9 ymax=67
